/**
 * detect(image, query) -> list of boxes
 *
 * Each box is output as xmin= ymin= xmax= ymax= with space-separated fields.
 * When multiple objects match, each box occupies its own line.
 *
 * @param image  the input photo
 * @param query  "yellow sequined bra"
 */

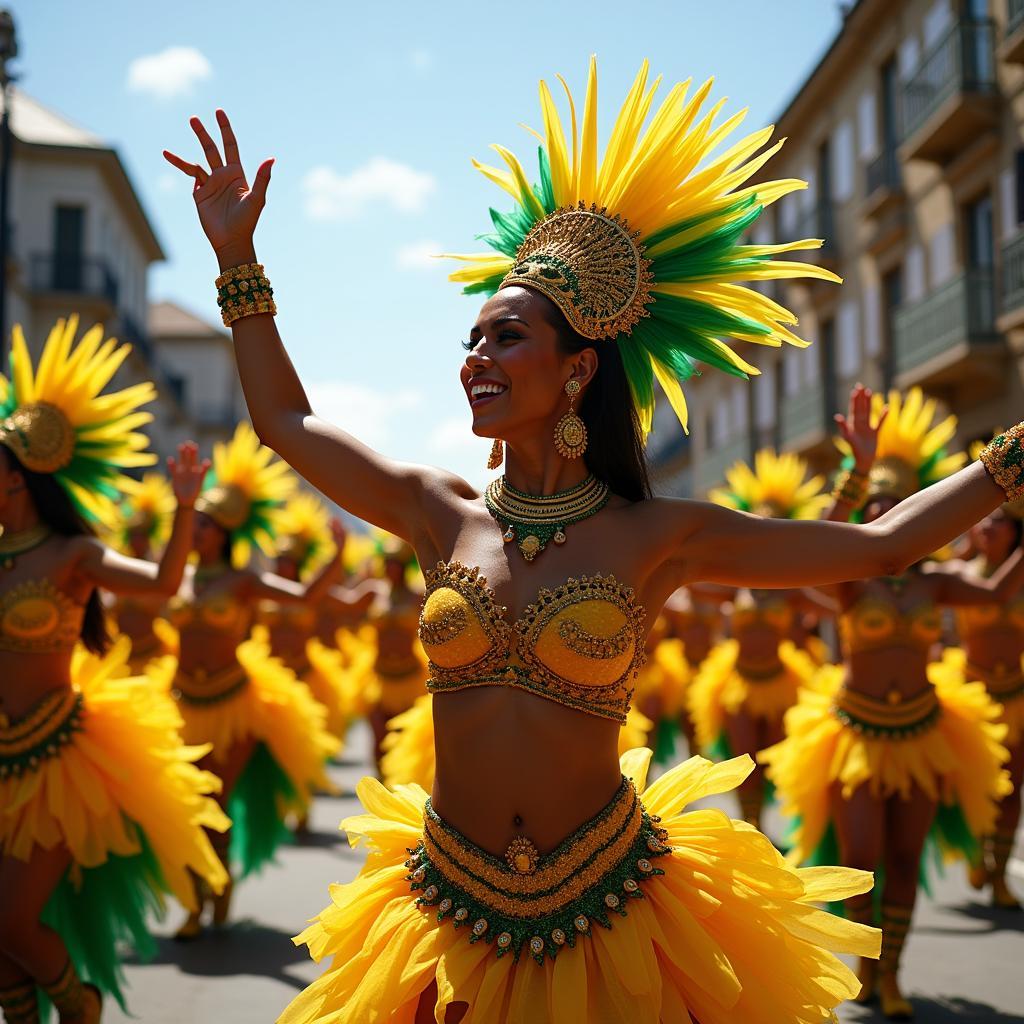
xmin=840 ymin=597 xmax=943 ymax=655
xmin=731 ymin=593 xmax=793 ymax=634
xmin=418 ymin=561 xmax=646 ymax=724
xmin=166 ymin=589 xmax=251 ymax=637
xmin=0 ymin=579 xmax=84 ymax=654
xmin=958 ymin=597 xmax=1024 ymax=639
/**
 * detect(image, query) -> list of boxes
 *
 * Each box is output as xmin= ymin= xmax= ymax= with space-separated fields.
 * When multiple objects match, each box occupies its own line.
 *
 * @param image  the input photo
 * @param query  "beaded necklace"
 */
xmin=484 ymin=475 xmax=610 ymax=562
xmin=0 ymin=523 xmax=53 ymax=571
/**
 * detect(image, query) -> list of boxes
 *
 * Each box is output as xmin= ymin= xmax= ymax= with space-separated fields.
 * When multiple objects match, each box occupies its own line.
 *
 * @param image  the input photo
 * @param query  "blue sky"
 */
xmin=17 ymin=0 xmax=842 ymax=485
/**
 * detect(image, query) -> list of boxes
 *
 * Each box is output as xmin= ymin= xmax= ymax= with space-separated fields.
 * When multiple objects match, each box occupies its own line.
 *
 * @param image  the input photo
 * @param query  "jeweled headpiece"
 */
xmin=271 ymin=489 xmax=336 ymax=579
xmin=709 ymin=448 xmax=829 ymax=520
xmin=112 ymin=472 xmax=176 ymax=552
xmin=447 ymin=57 xmax=839 ymax=434
xmin=0 ymin=317 xmax=157 ymax=524
xmin=837 ymin=387 xmax=965 ymax=504
xmin=195 ymin=422 xmax=295 ymax=567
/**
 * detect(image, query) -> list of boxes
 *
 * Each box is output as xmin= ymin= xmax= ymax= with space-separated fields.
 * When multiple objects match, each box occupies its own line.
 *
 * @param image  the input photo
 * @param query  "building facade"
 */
xmin=1 ymin=87 xmax=197 ymax=461
xmin=668 ymin=0 xmax=1024 ymax=497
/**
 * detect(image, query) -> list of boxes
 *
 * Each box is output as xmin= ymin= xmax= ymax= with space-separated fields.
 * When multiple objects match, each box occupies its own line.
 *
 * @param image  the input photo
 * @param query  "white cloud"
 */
xmin=127 ymin=46 xmax=212 ymax=100
xmin=303 ymin=158 xmax=436 ymax=222
xmin=306 ymin=380 xmax=422 ymax=453
xmin=157 ymin=172 xmax=179 ymax=193
xmin=396 ymin=240 xmax=442 ymax=271
xmin=411 ymin=49 xmax=434 ymax=72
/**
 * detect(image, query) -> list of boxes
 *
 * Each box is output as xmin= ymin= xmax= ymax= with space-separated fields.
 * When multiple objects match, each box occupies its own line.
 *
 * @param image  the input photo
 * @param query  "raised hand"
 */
xmin=167 ymin=441 xmax=211 ymax=507
xmin=834 ymin=383 xmax=888 ymax=472
xmin=329 ymin=517 xmax=348 ymax=559
xmin=163 ymin=110 xmax=272 ymax=266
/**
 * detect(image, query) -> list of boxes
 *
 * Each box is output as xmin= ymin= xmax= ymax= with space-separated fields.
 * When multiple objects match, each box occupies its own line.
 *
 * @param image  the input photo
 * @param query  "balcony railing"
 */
xmin=29 ymin=253 xmax=118 ymax=305
xmin=901 ymin=18 xmax=996 ymax=143
xmin=893 ymin=268 xmax=996 ymax=378
xmin=1009 ymin=0 xmax=1024 ymax=38
xmin=780 ymin=383 xmax=827 ymax=449
xmin=795 ymin=204 xmax=837 ymax=259
xmin=865 ymin=148 xmax=900 ymax=198
xmin=1001 ymin=231 xmax=1024 ymax=314
xmin=697 ymin=435 xmax=750 ymax=493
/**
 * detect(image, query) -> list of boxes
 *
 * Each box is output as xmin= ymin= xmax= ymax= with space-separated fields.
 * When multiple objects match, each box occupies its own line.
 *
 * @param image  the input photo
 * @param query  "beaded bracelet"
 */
xmin=980 ymin=423 xmax=1024 ymax=504
xmin=831 ymin=466 xmax=868 ymax=507
xmin=215 ymin=262 xmax=277 ymax=327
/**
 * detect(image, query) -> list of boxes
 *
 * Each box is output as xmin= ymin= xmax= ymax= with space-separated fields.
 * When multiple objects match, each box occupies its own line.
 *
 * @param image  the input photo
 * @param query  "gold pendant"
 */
xmin=519 ymin=535 xmax=541 ymax=560
xmin=505 ymin=836 xmax=540 ymax=875
xmin=553 ymin=529 xmax=567 ymax=545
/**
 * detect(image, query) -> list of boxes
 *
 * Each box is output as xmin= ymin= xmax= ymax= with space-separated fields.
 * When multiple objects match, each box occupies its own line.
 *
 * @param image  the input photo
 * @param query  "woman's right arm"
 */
xmin=164 ymin=111 xmax=469 ymax=543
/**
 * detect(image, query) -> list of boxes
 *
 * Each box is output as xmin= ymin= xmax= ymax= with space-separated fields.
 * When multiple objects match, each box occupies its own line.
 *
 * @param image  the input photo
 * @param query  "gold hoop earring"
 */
xmin=487 ymin=439 xmax=504 ymax=470
xmin=554 ymin=379 xmax=587 ymax=460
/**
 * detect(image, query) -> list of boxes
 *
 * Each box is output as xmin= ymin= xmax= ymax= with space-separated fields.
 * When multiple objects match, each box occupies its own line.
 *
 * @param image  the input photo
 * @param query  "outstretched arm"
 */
xmin=662 ymin=459 xmax=1007 ymax=589
xmin=924 ymin=547 xmax=1024 ymax=606
xmin=164 ymin=111 xmax=469 ymax=543
xmin=824 ymin=383 xmax=887 ymax=523
xmin=77 ymin=443 xmax=208 ymax=597
xmin=245 ymin=521 xmax=348 ymax=605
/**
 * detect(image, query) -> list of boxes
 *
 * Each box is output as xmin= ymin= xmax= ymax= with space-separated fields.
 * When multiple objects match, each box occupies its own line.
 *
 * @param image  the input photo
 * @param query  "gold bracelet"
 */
xmin=980 ymin=423 xmax=1024 ymax=504
xmin=831 ymin=467 xmax=867 ymax=507
xmin=215 ymin=262 xmax=277 ymax=327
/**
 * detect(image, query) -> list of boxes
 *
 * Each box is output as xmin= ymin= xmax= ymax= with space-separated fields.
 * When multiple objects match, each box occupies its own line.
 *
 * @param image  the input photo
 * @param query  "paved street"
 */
xmin=106 ymin=725 xmax=1024 ymax=1023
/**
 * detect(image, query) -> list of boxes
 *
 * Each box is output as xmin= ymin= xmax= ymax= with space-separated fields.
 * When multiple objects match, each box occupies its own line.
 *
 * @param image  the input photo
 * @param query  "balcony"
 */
xmin=1001 ymin=0 xmax=1024 ymax=64
xmin=696 ymin=435 xmax=750 ymax=495
xmin=794 ymin=204 xmax=839 ymax=271
xmin=893 ymin=268 xmax=1004 ymax=397
xmin=900 ymin=18 xmax=998 ymax=164
xmin=998 ymin=230 xmax=1024 ymax=330
xmin=780 ymin=383 xmax=829 ymax=453
xmin=28 ymin=253 xmax=119 ymax=314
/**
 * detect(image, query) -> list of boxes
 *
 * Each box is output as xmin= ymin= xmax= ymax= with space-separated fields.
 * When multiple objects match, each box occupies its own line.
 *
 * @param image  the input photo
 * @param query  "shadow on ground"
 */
xmin=843 ymin=995 xmax=1024 ymax=1022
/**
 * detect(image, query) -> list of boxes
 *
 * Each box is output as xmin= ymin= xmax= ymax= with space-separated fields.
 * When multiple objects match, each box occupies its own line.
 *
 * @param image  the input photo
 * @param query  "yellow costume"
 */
xmin=282 ymin=60 xmax=880 ymax=1023
xmin=0 ymin=318 xmax=227 ymax=1010
xmin=631 ymin=619 xmax=692 ymax=765
xmin=170 ymin=425 xmax=338 ymax=876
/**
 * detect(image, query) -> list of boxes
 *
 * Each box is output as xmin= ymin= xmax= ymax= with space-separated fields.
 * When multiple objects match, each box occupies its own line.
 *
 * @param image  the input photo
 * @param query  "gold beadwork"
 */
xmin=419 ymin=560 xmax=646 ymax=724
xmin=867 ymin=456 xmax=920 ymax=503
xmin=417 ymin=605 xmax=467 ymax=647
xmin=551 ymin=928 xmax=566 ymax=945
xmin=215 ymin=263 xmax=277 ymax=327
xmin=195 ymin=482 xmax=251 ymax=532
xmin=500 ymin=204 xmax=653 ymax=341
xmin=487 ymin=438 xmax=504 ymax=471
xmin=0 ymin=579 xmax=83 ymax=654
xmin=554 ymin=378 xmax=587 ymax=461
xmin=980 ymin=423 xmax=1024 ymax=504
xmin=0 ymin=402 xmax=76 ymax=474
xmin=505 ymin=836 xmax=540 ymax=875
xmin=0 ymin=524 xmax=53 ymax=571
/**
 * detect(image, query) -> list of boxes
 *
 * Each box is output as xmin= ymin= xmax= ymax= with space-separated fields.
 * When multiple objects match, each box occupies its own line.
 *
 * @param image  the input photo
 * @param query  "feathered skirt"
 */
xmin=157 ymin=635 xmax=338 ymax=875
xmin=0 ymin=639 xmax=228 ymax=1006
xmin=279 ymin=749 xmax=880 ymax=1024
xmin=758 ymin=662 xmax=1012 ymax=869
xmin=930 ymin=646 xmax=1024 ymax=748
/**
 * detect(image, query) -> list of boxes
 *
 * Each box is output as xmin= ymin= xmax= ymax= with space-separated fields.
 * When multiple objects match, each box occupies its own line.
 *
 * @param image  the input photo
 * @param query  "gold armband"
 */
xmin=831 ymin=466 xmax=867 ymax=508
xmin=215 ymin=263 xmax=277 ymax=327
xmin=980 ymin=423 xmax=1024 ymax=504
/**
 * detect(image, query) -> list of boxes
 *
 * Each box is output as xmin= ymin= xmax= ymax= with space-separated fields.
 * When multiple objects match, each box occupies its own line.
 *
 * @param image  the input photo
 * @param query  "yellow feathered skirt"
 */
xmin=160 ymin=635 xmax=338 ymax=875
xmin=0 ymin=638 xmax=228 ymax=1005
xmin=280 ymin=749 xmax=880 ymax=1024
xmin=334 ymin=625 xmax=379 ymax=722
xmin=929 ymin=646 xmax=1024 ymax=748
xmin=688 ymin=639 xmax=815 ymax=757
xmin=380 ymin=693 xmax=652 ymax=791
xmin=759 ymin=662 xmax=1012 ymax=867
xmin=302 ymin=638 xmax=352 ymax=741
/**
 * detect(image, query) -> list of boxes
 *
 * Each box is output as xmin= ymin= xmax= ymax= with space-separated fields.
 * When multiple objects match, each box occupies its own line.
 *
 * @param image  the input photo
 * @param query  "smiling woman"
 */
xmin=164 ymin=56 xmax=1020 ymax=1024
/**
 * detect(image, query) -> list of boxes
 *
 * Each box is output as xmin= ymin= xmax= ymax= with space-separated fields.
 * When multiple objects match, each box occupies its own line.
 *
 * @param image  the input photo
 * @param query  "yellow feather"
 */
xmin=651 ymin=356 xmax=689 ymax=432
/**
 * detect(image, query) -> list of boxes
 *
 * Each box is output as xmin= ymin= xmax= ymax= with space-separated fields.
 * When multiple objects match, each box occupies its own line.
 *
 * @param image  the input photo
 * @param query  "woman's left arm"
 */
xmin=75 ymin=442 xmax=209 ymax=596
xmin=923 ymin=548 xmax=1024 ymax=606
xmin=244 ymin=519 xmax=347 ymax=604
xmin=662 ymin=459 xmax=1007 ymax=588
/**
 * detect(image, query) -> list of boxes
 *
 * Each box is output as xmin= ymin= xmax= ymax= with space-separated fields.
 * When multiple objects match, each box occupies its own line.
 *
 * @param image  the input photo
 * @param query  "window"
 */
xmin=882 ymin=266 xmax=902 ymax=390
xmin=820 ymin=317 xmax=838 ymax=418
xmin=880 ymin=58 xmax=899 ymax=153
xmin=53 ymin=205 xmax=84 ymax=290
xmin=965 ymin=193 xmax=994 ymax=269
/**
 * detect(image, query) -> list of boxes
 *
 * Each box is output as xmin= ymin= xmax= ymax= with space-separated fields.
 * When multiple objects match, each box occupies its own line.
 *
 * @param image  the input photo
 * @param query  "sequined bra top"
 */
xmin=957 ymin=597 xmax=1024 ymax=640
xmin=257 ymin=601 xmax=317 ymax=632
xmin=840 ymin=597 xmax=943 ymax=655
xmin=166 ymin=588 xmax=251 ymax=638
xmin=0 ymin=579 xmax=84 ymax=653
xmin=418 ymin=561 xmax=646 ymax=724
xmin=731 ymin=592 xmax=793 ymax=634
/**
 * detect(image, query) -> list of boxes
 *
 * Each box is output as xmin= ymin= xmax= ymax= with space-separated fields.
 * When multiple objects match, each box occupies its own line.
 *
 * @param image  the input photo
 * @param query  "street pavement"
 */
xmin=105 ymin=724 xmax=1024 ymax=1024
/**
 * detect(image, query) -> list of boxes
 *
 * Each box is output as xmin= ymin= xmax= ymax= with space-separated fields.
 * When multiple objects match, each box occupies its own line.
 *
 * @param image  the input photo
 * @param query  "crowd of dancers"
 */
xmin=2 ymin=57 xmax=1024 ymax=1024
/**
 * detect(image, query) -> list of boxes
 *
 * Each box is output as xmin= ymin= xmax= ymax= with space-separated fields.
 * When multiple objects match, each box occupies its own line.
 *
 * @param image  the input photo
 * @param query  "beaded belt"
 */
xmin=172 ymin=662 xmax=249 ymax=706
xmin=0 ymin=689 xmax=84 ymax=779
xmin=967 ymin=661 xmax=1024 ymax=703
xmin=404 ymin=776 xmax=671 ymax=964
xmin=832 ymin=684 xmax=940 ymax=739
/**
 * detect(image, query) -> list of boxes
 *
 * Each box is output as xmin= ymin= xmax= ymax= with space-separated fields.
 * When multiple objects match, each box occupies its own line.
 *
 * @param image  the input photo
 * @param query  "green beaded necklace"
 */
xmin=484 ymin=475 xmax=610 ymax=562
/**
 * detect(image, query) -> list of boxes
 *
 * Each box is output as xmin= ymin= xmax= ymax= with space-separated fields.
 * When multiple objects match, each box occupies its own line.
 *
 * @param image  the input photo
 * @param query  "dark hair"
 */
xmin=2 ymin=447 xmax=110 ymax=653
xmin=541 ymin=300 xmax=652 ymax=502
xmin=991 ymin=506 xmax=1024 ymax=550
